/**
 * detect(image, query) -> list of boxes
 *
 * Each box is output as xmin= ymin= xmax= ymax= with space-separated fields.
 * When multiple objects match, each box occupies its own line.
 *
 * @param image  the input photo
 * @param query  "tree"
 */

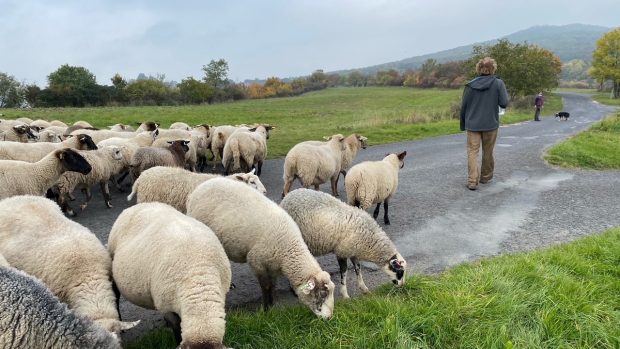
xmin=202 ymin=59 xmax=229 ymax=89
xmin=178 ymin=77 xmax=214 ymax=104
xmin=590 ymin=28 xmax=620 ymax=98
xmin=0 ymin=72 xmax=26 ymax=108
xmin=24 ymin=84 xmax=41 ymax=107
xmin=111 ymin=73 xmax=128 ymax=89
xmin=47 ymin=64 xmax=99 ymax=106
xmin=468 ymin=39 xmax=562 ymax=99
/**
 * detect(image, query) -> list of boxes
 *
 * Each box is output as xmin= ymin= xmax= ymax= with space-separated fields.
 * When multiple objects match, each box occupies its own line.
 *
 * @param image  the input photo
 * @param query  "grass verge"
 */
xmin=1 ymin=87 xmax=560 ymax=158
xmin=128 ymin=227 xmax=620 ymax=349
xmin=546 ymin=112 xmax=620 ymax=169
xmin=592 ymin=92 xmax=620 ymax=106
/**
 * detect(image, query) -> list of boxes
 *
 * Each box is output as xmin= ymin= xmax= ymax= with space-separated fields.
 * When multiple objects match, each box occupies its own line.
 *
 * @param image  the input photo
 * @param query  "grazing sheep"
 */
xmin=187 ymin=178 xmax=335 ymax=318
xmin=170 ymin=121 xmax=192 ymax=130
xmin=0 ymin=196 xmax=138 ymax=336
xmin=282 ymin=134 xmax=346 ymax=198
xmin=73 ymin=120 xmax=94 ymax=128
xmin=210 ymin=125 xmax=249 ymax=171
xmin=55 ymin=146 xmax=125 ymax=216
xmin=135 ymin=121 xmax=159 ymax=132
xmin=108 ymin=123 xmax=135 ymax=132
xmin=108 ymin=202 xmax=232 ymax=348
xmin=0 ymin=148 xmax=92 ymax=199
xmin=15 ymin=117 xmax=34 ymax=124
xmin=0 ymin=267 xmax=121 ymax=349
xmin=222 ymin=124 xmax=273 ymax=176
xmin=50 ymin=120 xmax=68 ymax=127
xmin=127 ymin=166 xmax=266 ymax=213
xmin=0 ymin=133 xmax=98 ymax=162
xmin=281 ymin=189 xmax=407 ymax=298
xmin=129 ymin=140 xmax=190 ymax=181
xmin=345 ymin=151 xmax=407 ymax=225
xmin=0 ymin=124 xmax=36 ymax=142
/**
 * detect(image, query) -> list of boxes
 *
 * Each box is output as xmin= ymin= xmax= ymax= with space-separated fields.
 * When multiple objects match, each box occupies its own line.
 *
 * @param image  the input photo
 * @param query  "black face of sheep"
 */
xmin=167 ymin=140 xmax=190 ymax=153
xmin=76 ymin=134 xmax=98 ymax=150
xmin=137 ymin=121 xmax=159 ymax=131
xmin=397 ymin=151 xmax=407 ymax=169
xmin=57 ymin=149 xmax=92 ymax=175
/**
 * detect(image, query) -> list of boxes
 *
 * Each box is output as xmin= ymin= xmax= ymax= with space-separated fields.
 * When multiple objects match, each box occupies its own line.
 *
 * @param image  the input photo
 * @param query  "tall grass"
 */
xmin=546 ymin=112 xmax=620 ymax=169
xmin=128 ymin=227 xmax=620 ymax=349
xmin=2 ymin=87 xmax=560 ymax=157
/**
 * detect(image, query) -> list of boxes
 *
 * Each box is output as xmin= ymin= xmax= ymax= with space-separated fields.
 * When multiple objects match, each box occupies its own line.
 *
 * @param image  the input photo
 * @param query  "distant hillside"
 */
xmin=335 ymin=24 xmax=611 ymax=75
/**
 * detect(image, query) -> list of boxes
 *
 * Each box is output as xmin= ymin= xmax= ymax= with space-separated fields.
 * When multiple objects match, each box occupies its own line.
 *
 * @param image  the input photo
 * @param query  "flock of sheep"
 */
xmin=0 ymin=116 xmax=409 ymax=349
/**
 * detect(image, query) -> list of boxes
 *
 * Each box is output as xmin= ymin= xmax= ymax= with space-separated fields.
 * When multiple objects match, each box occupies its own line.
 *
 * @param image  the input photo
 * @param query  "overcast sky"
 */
xmin=1 ymin=0 xmax=618 ymax=86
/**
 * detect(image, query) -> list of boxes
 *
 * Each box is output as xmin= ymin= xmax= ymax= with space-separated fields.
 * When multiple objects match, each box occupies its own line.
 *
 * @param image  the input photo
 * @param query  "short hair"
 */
xmin=476 ymin=57 xmax=497 ymax=75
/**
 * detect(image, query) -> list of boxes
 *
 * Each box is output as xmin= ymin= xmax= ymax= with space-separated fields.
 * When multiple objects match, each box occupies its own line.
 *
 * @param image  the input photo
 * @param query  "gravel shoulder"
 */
xmin=70 ymin=93 xmax=619 ymax=341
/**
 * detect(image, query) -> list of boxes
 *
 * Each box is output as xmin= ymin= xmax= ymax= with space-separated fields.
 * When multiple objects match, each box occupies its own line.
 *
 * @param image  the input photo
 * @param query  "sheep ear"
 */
xmin=301 ymin=279 xmax=315 ymax=294
xmin=183 ymin=140 xmax=190 ymax=145
xmin=398 ymin=151 xmax=407 ymax=160
xmin=234 ymin=174 xmax=245 ymax=181
xmin=120 ymin=320 xmax=140 ymax=331
xmin=249 ymin=127 xmax=257 ymax=132
xmin=266 ymin=125 xmax=275 ymax=130
xmin=167 ymin=141 xmax=173 ymax=145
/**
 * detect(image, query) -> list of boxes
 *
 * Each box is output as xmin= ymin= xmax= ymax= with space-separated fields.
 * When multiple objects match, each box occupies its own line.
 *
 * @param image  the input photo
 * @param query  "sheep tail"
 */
xmin=127 ymin=181 xmax=138 ymax=201
xmin=229 ymin=137 xmax=241 ymax=171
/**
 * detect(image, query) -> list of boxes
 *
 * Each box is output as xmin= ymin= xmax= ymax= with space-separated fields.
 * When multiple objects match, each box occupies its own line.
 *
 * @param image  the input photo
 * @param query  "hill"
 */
xmin=335 ymin=24 xmax=611 ymax=75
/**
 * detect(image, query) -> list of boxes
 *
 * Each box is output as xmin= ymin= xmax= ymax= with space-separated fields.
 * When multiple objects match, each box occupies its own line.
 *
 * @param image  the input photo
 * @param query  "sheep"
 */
xmin=73 ymin=120 xmax=94 ymax=128
xmin=63 ymin=124 xmax=98 ymax=137
xmin=170 ymin=121 xmax=192 ymax=130
xmin=37 ymin=128 xmax=63 ymax=143
xmin=0 ymin=195 xmax=139 ymax=336
xmin=127 ymin=166 xmax=266 ymax=213
xmin=0 ymin=267 xmax=121 ymax=349
xmin=108 ymin=123 xmax=135 ymax=132
xmin=222 ymin=124 xmax=273 ymax=176
xmin=0 ymin=252 xmax=8 ymax=267
xmin=187 ymin=177 xmax=335 ymax=318
xmin=210 ymin=125 xmax=249 ymax=171
xmin=70 ymin=128 xmax=139 ymax=144
xmin=345 ymin=151 xmax=407 ymax=225
xmin=135 ymin=121 xmax=159 ymax=132
xmin=192 ymin=124 xmax=212 ymax=172
xmin=0 ymin=148 xmax=92 ymax=199
xmin=29 ymin=119 xmax=52 ymax=128
xmin=0 ymin=133 xmax=98 ymax=162
xmin=108 ymin=202 xmax=232 ymax=348
xmin=280 ymin=188 xmax=407 ymax=298
xmin=15 ymin=117 xmax=33 ymax=124
xmin=0 ymin=124 xmax=36 ymax=142
xmin=152 ymin=128 xmax=202 ymax=172
xmin=50 ymin=120 xmax=68 ymax=127
xmin=54 ymin=146 xmax=125 ymax=216
xmin=129 ymin=140 xmax=190 ymax=181
xmin=282 ymin=134 xmax=346 ymax=198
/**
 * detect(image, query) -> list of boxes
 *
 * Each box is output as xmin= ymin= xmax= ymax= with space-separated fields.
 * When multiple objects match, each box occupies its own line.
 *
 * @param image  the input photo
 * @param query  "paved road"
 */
xmin=72 ymin=93 xmax=619 ymax=341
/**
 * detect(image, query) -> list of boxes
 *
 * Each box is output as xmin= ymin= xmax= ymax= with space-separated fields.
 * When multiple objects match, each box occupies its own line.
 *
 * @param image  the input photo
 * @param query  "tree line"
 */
xmin=1 ymin=29 xmax=619 ymax=108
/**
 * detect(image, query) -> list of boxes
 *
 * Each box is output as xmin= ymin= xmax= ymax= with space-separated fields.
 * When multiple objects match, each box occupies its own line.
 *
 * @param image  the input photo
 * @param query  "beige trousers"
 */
xmin=467 ymin=129 xmax=498 ymax=186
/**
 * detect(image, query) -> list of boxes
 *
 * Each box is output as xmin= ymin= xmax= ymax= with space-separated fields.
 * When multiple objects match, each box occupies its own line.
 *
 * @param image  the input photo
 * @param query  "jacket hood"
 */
xmin=466 ymin=75 xmax=497 ymax=91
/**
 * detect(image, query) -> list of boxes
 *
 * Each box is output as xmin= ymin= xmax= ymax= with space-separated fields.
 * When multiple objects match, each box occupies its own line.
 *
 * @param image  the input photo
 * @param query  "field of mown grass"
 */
xmin=1 ymin=87 xmax=560 ymax=158
xmin=546 ymin=112 xmax=620 ymax=169
xmin=128 ymin=227 xmax=620 ymax=349
xmin=592 ymin=92 xmax=620 ymax=106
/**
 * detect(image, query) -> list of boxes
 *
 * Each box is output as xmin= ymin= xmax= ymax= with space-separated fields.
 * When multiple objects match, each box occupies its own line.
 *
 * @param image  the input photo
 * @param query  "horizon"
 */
xmin=1 ymin=0 xmax=619 ymax=86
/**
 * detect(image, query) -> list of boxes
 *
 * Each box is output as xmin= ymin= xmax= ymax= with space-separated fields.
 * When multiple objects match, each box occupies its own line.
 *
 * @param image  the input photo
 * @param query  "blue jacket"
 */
xmin=460 ymin=75 xmax=509 ymax=131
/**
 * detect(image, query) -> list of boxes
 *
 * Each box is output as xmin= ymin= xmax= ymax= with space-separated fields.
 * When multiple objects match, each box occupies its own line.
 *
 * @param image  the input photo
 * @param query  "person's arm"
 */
xmin=460 ymin=87 xmax=469 ymax=131
xmin=498 ymin=80 xmax=509 ymax=109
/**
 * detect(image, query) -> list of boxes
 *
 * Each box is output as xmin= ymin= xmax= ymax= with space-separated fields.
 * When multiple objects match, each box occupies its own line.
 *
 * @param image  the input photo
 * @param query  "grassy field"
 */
xmin=592 ymin=92 xmax=620 ymax=106
xmin=546 ymin=112 xmax=620 ymax=169
xmin=128 ymin=227 xmax=620 ymax=349
xmin=1 ymin=87 xmax=561 ymax=158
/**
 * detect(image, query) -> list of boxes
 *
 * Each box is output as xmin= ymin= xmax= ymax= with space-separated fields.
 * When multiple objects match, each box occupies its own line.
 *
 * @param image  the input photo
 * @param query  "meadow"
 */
xmin=2 ymin=87 xmax=561 ymax=158
xmin=128 ymin=227 xmax=620 ymax=349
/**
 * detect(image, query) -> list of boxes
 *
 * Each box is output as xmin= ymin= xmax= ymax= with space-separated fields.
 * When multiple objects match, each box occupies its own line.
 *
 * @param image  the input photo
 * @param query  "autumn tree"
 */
xmin=590 ymin=28 xmax=620 ymax=98
xmin=468 ymin=39 xmax=562 ymax=99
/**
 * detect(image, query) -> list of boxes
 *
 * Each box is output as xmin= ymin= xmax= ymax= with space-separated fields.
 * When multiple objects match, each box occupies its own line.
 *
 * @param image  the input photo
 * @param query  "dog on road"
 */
xmin=555 ymin=111 xmax=570 ymax=121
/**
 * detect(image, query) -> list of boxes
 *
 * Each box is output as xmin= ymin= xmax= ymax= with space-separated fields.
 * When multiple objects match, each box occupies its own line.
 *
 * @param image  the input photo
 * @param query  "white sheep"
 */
xmin=107 ymin=123 xmax=135 ymax=132
xmin=280 ymin=188 xmax=407 ymax=298
xmin=0 ymin=133 xmax=98 ymax=162
xmin=0 ymin=266 xmax=121 ymax=349
xmin=0 ymin=124 xmax=35 ymax=142
xmin=210 ymin=125 xmax=248 ymax=171
xmin=222 ymin=124 xmax=273 ymax=176
xmin=169 ymin=121 xmax=192 ymax=130
xmin=73 ymin=120 xmax=94 ymax=128
xmin=30 ymin=119 xmax=52 ymax=128
xmin=50 ymin=120 xmax=68 ymax=127
xmin=135 ymin=121 xmax=160 ymax=132
xmin=0 ymin=148 xmax=92 ymax=199
xmin=152 ymin=130 xmax=202 ymax=172
xmin=345 ymin=151 xmax=407 ymax=225
xmin=37 ymin=128 xmax=63 ymax=143
xmin=127 ymin=166 xmax=266 ymax=213
xmin=15 ymin=117 xmax=34 ymax=124
xmin=186 ymin=177 xmax=335 ymax=318
xmin=129 ymin=140 xmax=190 ymax=181
xmin=54 ymin=146 xmax=124 ymax=216
xmin=108 ymin=202 xmax=232 ymax=348
xmin=0 ymin=196 xmax=138 ymax=336
xmin=70 ymin=128 xmax=138 ymax=144
xmin=282 ymin=134 xmax=346 ymax=197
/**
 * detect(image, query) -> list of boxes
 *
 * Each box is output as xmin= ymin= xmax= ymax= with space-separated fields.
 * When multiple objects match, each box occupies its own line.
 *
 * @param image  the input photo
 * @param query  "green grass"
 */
xmin=553 ymin=88 xmax=597 ymax=94
xmin=592 ymin=92 xmax=620 ymax=106
xmin=546 ymin=113 xmax=620 ymax=169
xmin=127 ymin=227 xmax=620 ymax=349
xmin=1 ymin=87 xmax=561 ymax=158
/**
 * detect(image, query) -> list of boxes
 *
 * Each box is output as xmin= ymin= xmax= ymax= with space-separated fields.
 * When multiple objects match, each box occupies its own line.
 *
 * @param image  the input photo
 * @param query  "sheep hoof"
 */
xmin=105 ymin=201 xmax=113 ymax=209
xmin=79 ymin=204 xmax=88 ymax=211
xmin=384 ymin=219 xmax=391 ymax=225
xmin=66 ymin=209 xmax=76 ymax=217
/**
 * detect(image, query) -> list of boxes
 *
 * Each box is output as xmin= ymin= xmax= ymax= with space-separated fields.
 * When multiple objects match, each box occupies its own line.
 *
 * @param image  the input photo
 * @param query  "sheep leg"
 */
xmin=100 ymin=181 xmax=113 ymax=208
xmin=163 ymin=312 xmax=183 ymax=345
xmin=110 ymin=175 xmax=125 ymax=193
xmin=257 ymin=274 xmax=275 ymax=310
xmin=337 ymin=257 xmax=350 ymax=299
xmin=330 ymin=176 xmax=339 ymax=197
xmin=383 ymin=200 xmax=390 ymax=225
xmin=256 ymin=160 xmax=263 ymax=177
xmin=112 ymin=280 xmax=121 ymax=318
xmin=314 ymin=184 xmax=320 ymax=191
xmin=351 ymin=257 xmax=370 ymax=294
xmin=79 ymin=188 xmax=91 ymax=212
xmin=373 ymin=203 xmax=381 ymax=219
xmin=282 ymin=178 xmax=294 ymax=198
